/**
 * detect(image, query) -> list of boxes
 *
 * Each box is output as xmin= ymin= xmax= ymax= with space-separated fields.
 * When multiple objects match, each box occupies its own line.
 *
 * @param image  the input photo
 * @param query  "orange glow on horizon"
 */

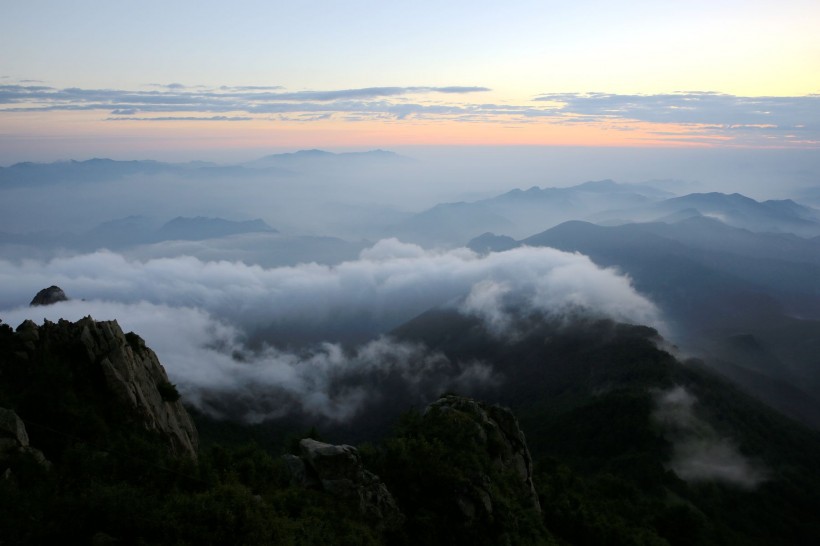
xmin=3 ymin=108 xmax=811 ymax=163
xmin=94 ymin=116 xmax=719 ymax=149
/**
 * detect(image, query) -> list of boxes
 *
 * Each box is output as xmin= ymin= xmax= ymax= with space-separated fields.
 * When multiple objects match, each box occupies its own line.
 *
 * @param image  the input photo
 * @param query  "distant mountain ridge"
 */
xmin=0 ymin=158 xmax=180 ymax=188
xmin=245 ymin=148 xmax=413 ymax=170
xmin=388 ymin=179 xmax=675 ymax=244
xmin=0 ymin=149 xmax=408 ymax=188
xmin=0 ymin=157 xmax=295 ymax=188
xmin=393 ymin=183 xmax=820 ymax=244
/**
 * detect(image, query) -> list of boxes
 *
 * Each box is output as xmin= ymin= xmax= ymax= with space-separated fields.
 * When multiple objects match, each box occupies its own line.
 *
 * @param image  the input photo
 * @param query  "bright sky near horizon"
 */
xmin=1 ymin=0 xmax=819 ymax=161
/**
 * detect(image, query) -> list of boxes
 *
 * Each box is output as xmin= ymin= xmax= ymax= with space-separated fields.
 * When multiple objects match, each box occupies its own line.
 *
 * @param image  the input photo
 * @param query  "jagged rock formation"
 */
xmin=29 ymin=285 xmax=68 ymax=306
xmin=425 ymin=395 xmax=541 ymax=519
xmin=1 ymin=317 xmax=198 ymax=458
xmin=284 ymin=438 xmax=403 ymax=531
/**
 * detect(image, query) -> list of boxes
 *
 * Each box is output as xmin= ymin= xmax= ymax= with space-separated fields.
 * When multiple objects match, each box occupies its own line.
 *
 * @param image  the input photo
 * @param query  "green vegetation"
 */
xmin=0 ymin=439 xmax=382 ymax=545
xmin=364 ymin=407 xmax=554 ymax=546
xmin=157 ymin=379 xmax=182 ymax=402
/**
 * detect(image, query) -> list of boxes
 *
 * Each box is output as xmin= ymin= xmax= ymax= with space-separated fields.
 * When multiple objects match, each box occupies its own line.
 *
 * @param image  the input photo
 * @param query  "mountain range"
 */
xmin=393 ymin=185 xmax=820 ymax=245
xmin=466 ymin=217 xmax=820 ymax=429
xmin=0 ymin=150 xmax=412 ymax=189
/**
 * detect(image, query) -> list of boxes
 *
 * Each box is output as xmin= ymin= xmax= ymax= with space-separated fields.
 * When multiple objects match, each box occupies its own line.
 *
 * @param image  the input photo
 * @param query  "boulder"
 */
xmin=0 ymin=407 xmax=50 ymax=469
xmin=29 ymin=285 xmax=68 ymax=306
xmin=0 ymin=407 xmax=29 ymax=449
xmin=282 ymin=454 xmax=313 ymax=487
xmin=288 ymin=438 xmax=403 ymax=531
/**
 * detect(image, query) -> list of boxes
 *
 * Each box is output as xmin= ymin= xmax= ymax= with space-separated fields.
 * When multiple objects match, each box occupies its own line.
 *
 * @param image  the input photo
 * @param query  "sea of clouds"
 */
xmin=0 ymin=239 xmax=661 ymax=422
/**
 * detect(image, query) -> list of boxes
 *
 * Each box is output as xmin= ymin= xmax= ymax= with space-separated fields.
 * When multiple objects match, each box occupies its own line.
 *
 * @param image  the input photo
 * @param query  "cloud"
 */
xmin=0 ymin=240 xmax=662 ymax=343
xmin=533 ymin=92 xmax=820 ymax=144
xmin=460 ymin=280 xmax=515 ymax=337
xmin=259 ymin=86 xmax=491 ymax=101
xmin=0 ymin=298 xmax=495 ymax=422
xmin=3 ymin=82 xmax=816 ymax=146
xmin=652 ymin=386 xmax=767 ymax=489
xmin=0 ymin=83 xmax=490 ymax=114
xmin=458 ymin=250 xmax=661 ymax=339
xmin=105 ymin=115 xmax=254 ymax=122
xmin=0 ymin=241 xmax=662 ymax=421
xmin=218 ymin=85 xmax=284 ymax=92
xmin=0 ymin=83 xmax=522 ymax=129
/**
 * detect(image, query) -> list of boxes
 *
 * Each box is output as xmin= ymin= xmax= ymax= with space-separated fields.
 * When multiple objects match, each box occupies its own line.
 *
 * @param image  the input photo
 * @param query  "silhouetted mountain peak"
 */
xmin=29 ymin=286 xmax=68 ymax=306
xmin=529 ymin=219 xmax=598 ymax=236
xmin=467 ymin=232 xmax=519 ymax=254
xmin=670 ymin=191 xmax=755 ymax=205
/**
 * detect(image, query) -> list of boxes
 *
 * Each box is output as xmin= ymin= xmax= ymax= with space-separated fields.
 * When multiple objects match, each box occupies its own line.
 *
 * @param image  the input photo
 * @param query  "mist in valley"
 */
xmin=3 ymin=145 xmax=820 ymax=437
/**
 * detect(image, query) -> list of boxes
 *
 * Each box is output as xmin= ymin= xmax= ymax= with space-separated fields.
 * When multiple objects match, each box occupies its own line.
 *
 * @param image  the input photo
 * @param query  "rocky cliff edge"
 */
xmin=3 ymin=316 xmax=198 ymax=459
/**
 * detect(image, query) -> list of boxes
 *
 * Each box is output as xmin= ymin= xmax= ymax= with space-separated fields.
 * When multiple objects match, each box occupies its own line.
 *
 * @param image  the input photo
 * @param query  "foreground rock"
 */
xmin=365 ymin=394 xmax=551 ymax=545
xmin=2 ymin=317 xmax=198 ymax=458
xmin=0 ymin=407 xmax=49 ymax=470
xmin=284 ymin=438 xmax=403 ymax=531
xmin=29 ymin=285 xmax=68 ymax=306
xmin=425 ymin=394 xmax=542 ymax=519
xmin=0 ymin=407 xmax=28 ymax=450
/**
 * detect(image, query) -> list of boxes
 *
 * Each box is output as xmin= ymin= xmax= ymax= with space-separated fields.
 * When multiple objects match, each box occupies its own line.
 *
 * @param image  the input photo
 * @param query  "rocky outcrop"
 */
xmin=0 ymin=407 xmax=49 ymax=469
xmin=0 ymin=407 xmax=29 ymax=452
xmin=284 ymin=438 xmax=403 ymax=531
xmin=80 ymin=318 xmax=198 ymax=458
xmin=7 ymin=317 xmax=198 ymax=458
xmin=280 ymin=396 xmax=541 ymax=539
xmin=29 ymin=285 xmax=68 ymax=306
xmin=425 ymin=395 xmax=541 ymax=519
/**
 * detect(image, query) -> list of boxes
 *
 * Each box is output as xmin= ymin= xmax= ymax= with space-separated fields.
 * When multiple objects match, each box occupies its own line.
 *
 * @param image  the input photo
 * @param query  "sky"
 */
xmin=1 ymin=0 xmax=819 ymax=162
